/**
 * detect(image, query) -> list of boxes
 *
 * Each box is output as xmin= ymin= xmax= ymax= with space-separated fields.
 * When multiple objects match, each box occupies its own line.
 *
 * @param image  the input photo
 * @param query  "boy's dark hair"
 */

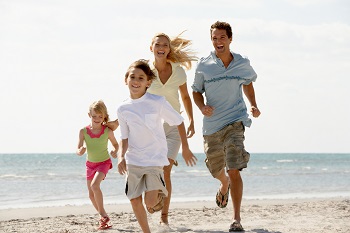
xmin=125 ymin=59 xmax=156 ymax=81
xmin=210 ymin=21 xmax=233 ymax=39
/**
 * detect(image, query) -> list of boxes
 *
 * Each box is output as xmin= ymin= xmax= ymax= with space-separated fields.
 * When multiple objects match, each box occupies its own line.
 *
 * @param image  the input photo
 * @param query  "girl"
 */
xmin=76 ymin=100 xmax=119 ymax=230
xmin=117 ymin=60 xmax=197 ymax=233
xmin=147 ymin=32 xmax=197 ymax=225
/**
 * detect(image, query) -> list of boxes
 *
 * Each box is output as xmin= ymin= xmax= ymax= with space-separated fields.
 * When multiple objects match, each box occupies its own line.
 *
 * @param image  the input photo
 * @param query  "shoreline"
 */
xmin=1 ymin=198 xmax=349 ymax=233
xmin=1 ymin=197 xmax=348 ymax=221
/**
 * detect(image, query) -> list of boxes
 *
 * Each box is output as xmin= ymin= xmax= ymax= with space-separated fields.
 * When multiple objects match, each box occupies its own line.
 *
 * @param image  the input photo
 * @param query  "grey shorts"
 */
xmin=203 ymin=121 xmax=250 ymax=178
xmin=125 ymin=165 xmax=168 ymax=200
xmin=163 ymin=122 xmax=181 ymax=161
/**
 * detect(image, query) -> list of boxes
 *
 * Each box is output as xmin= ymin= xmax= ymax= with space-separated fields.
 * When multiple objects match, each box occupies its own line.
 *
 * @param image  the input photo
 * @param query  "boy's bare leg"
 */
xmin=144 ymin=190 xmax=161 ymax=209
xmin=130 ymin=196 xmax=151 ymax=233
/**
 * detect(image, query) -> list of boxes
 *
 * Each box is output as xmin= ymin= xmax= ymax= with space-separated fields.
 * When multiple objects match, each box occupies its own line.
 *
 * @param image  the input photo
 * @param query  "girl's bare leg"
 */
xmin=90 ymin=172 xmax=108 ymax=217
xmin=87 ymin=180 xmax=98 ymax=211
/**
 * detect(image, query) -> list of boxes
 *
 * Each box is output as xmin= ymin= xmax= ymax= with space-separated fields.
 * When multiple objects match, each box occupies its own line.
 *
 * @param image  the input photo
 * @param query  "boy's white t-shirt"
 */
xmin=117 ymin=92 xmax=183 ymax=167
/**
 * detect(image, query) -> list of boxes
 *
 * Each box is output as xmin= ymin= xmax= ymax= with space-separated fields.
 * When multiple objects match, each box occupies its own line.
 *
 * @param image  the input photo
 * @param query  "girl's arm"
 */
xmin=177 ymin=122 xmax=197 ymax=166
xmin=179 ymin=83 xmax=195 ymax=138
xmin=76 ymin=129 xmax=86 ymax=156
xmin=117 ymin=139 xmax=128 ymax=175
xmin=108 ymin=129 xmax=119 ymax=158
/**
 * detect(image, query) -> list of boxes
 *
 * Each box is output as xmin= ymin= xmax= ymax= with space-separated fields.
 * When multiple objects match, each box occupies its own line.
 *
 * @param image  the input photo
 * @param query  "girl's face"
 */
xmin=125 ymin=67 xmax=152 ymax=99
xmin=88 ymin=110 xmax=104 ymax=126
xmin=150 ymin=36 xmax=170 ymax=59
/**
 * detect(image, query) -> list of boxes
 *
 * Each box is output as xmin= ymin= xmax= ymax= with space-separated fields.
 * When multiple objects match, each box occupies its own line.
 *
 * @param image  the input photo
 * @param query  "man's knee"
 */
xmin=228 ymin=169 xmax=241 ymax=180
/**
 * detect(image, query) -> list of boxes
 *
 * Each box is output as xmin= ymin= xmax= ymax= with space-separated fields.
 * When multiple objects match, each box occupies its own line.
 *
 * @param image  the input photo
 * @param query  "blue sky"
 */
xmin=0 ymin=0 xmax=349 ymax=153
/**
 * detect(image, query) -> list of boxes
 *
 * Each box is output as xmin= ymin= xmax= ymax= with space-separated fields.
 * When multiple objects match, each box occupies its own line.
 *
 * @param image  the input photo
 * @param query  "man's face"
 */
xmin=211 ymin=28 xmax=232 ymax=54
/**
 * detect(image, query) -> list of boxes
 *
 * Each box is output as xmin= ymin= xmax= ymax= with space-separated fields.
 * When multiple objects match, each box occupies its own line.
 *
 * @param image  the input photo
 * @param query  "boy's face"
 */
xmin=125 ymin=67 xmax=152 ymax=99
xmin=211 ymin=28 xmax=232 ymax=55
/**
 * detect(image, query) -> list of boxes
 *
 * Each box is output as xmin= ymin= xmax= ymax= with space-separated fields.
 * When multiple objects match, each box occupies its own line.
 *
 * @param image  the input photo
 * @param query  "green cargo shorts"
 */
xmin=203 ymin=121 xmax=250 ymax=178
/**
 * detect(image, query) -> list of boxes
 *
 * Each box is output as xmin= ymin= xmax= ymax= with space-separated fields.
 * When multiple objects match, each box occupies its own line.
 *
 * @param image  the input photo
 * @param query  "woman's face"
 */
xmin=150 ymin=36 xmax=170 ymax=59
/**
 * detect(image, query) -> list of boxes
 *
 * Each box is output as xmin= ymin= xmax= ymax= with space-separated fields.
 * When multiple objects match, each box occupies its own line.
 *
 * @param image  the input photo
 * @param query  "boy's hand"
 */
xmin=104 ymin=119 xmax=119 ymax=131
xmin=117 ymin=156 xmax=127 ymax=175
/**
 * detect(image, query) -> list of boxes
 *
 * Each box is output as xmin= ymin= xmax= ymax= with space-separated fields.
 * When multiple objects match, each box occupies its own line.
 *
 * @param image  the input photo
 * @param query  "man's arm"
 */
xmin=243 ymin=82 xmax=261 ymax=118
xmin=192 ymin=91 xmax=214 ymax=117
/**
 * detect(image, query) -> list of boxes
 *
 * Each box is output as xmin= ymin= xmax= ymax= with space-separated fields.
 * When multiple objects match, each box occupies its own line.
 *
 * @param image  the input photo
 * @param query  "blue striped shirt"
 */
xmin=192 ymin=51 xmax=257 ymax=135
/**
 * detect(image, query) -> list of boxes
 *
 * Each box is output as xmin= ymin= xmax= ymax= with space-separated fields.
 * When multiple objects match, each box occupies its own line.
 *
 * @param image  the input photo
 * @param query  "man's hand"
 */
xmin=250 ymin=106 xmax=261 ymax=118
xmin=201 ymin=105 xmax=214 ymax=117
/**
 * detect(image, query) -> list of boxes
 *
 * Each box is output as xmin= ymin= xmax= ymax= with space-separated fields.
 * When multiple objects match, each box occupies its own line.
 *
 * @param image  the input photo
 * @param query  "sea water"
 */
xmin=0 ymin=153 xmax=349 ymax=209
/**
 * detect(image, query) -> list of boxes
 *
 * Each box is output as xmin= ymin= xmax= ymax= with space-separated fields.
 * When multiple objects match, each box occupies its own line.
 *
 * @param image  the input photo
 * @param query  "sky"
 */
xmin=0 ymin=0 xmax=349 ymax=154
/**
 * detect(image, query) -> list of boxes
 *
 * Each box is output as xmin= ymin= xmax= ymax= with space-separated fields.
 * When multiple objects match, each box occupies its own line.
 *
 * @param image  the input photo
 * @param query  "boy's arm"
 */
xmin=177 ymin=122 xmax=197 ymax=166
xmin=108 ymin=129 xmax=119 ymax=158
xmin=117 ymin=139 xmax=128 ymax=175
xmin=76 ymin=129 xmax=86 ymax=156
xmin=243 ymin=82 xmax=261 ymax=118
xmin=105 ymin=119 xmax=119 ymax=131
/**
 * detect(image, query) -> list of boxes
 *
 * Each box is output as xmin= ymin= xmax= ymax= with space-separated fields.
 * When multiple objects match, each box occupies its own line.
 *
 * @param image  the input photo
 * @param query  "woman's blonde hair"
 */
xmin=89 ymin=100 xmax=109 ymax=124
xmin=151 ymin=31 xmax=197 ymax=70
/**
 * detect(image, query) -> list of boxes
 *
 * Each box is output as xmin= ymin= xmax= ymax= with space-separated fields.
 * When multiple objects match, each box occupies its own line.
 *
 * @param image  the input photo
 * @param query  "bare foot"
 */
xmin=160 ymin=213 xmax=168 ymax=225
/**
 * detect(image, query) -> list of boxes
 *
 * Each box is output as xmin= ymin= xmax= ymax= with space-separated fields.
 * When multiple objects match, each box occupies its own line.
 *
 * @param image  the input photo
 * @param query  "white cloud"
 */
xmin=283 ymin=0 xmax=334 ymax=7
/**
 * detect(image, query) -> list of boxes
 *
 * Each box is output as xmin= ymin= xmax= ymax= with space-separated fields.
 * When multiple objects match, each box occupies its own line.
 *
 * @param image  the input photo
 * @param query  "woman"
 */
xmin=148 ymin=32 xmax=197 ymax=225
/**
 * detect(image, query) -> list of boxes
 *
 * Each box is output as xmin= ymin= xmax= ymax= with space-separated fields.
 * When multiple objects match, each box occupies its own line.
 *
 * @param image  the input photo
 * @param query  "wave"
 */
xmin=0 ymin=174 xmax=37 ymax=179
xmin=276 ymin=159 xmax=295 ymax=163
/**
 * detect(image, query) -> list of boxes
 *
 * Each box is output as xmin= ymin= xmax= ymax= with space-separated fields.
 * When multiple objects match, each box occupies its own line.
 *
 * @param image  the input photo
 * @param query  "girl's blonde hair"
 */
xmin=151 ymin=31 xmax=197 ymax=70
xmin=89 ymin=100 xmax=109 ymax=124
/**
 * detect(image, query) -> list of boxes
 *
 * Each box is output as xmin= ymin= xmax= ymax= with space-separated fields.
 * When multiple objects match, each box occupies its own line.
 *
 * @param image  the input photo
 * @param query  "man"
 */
xmin=192 ymin=21 xmax=261 ymax=232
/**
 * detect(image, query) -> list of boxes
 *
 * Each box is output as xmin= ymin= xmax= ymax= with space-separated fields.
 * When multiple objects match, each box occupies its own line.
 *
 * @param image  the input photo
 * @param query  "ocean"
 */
xmin=0 ymin=153 xmax=349 ymax=209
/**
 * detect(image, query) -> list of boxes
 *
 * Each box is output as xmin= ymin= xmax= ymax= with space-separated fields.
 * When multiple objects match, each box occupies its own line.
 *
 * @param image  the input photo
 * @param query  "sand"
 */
xmin=1 ymin=198 xmax=349 ymax=233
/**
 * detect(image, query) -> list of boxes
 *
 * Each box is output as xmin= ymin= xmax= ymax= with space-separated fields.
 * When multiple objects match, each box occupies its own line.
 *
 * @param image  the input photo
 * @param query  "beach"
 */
xmin=1 ymin=198 xmax=349 ymax=233
xmin=1 ymin=153 xmax=350 ymax=232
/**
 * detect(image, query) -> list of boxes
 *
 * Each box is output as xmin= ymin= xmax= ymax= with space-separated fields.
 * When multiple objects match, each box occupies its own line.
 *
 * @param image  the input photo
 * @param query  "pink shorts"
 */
xmin=86 ymin=158 xmax=113 ymax=180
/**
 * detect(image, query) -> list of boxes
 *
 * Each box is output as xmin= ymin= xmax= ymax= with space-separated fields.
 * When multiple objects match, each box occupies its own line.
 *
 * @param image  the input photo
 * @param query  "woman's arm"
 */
xmin=179 ymin=83 xmax=195 ymax=138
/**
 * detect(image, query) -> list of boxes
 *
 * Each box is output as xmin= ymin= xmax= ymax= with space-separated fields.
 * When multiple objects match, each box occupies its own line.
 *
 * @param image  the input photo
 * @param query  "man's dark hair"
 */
xmin=210 ymin=21 xmax=232 ymax=39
